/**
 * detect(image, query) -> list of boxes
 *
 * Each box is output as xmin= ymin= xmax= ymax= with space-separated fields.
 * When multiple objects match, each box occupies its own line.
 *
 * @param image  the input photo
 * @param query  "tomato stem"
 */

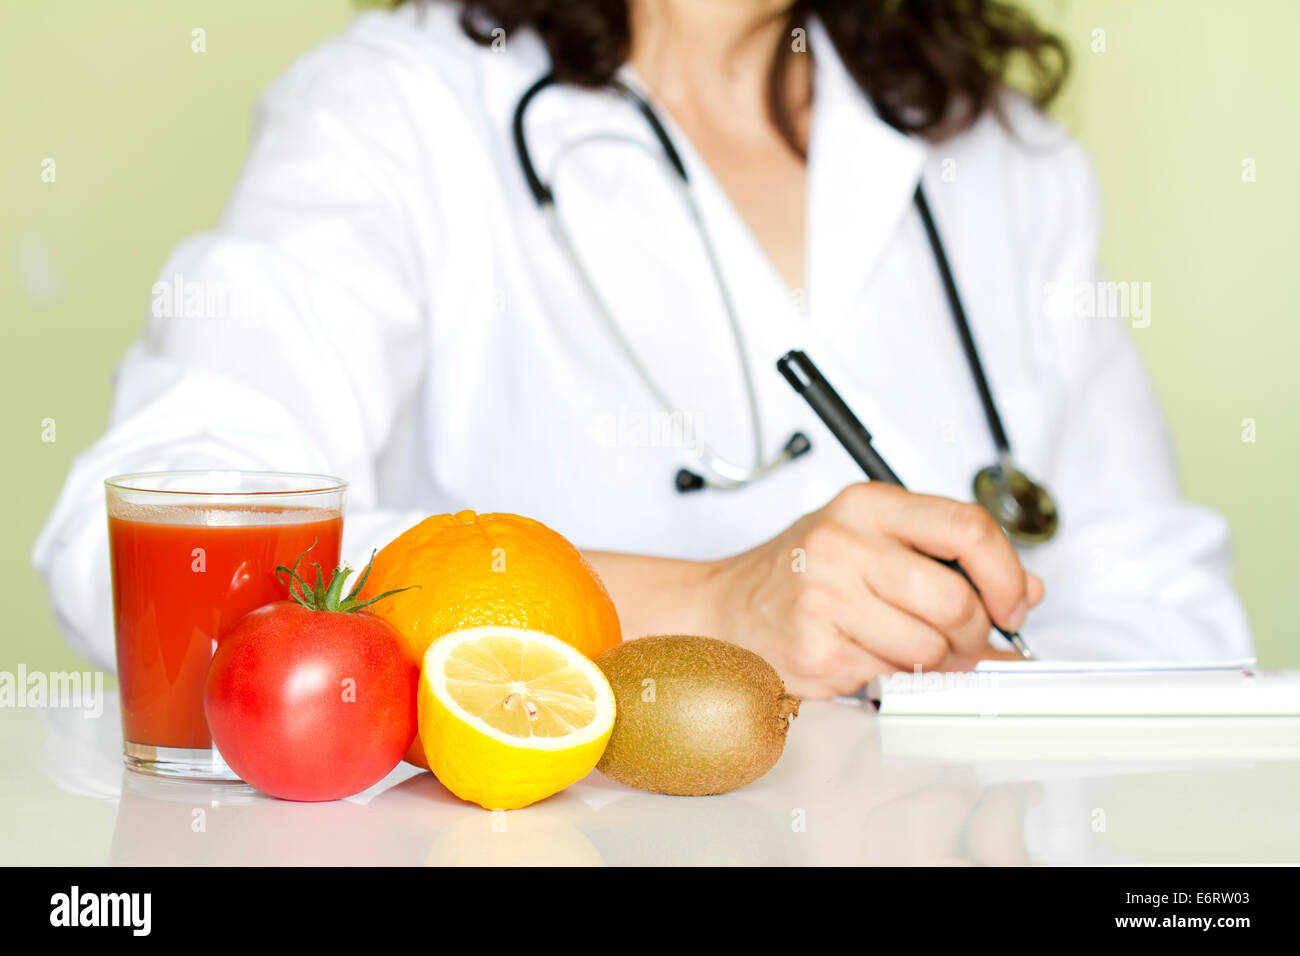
xmin=275 ymin=542 xmax=414 ymax=613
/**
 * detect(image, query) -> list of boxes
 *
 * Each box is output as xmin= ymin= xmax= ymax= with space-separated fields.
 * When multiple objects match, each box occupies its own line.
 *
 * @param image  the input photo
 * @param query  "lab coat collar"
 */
xmin=805 ymin=16 xmax=928 ymax=325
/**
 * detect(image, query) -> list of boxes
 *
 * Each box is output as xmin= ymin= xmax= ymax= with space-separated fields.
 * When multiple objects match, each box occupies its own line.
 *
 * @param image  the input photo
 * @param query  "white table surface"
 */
xmin=5 ymin=691 xmax=1299 ymax=865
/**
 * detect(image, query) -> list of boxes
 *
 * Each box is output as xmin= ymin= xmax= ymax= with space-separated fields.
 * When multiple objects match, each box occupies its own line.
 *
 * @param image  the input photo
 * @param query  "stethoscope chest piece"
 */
xmin=973 ymin=459 xmax=1059 ymax=546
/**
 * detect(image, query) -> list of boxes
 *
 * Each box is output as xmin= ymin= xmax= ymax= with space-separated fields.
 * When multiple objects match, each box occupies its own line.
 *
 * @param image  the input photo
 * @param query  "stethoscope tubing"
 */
xmin=912 ymin=188 xmax=1013 ymax=455
xmin=511 ymin=71 xmax=1055 ymax=538
xmin=517 ymin=72 xmax=773 ymax=481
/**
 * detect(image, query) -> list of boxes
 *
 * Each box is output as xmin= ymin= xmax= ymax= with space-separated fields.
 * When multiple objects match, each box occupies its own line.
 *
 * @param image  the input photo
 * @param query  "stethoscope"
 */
xmin=512 ymin=73 xmax=1059 ymax=546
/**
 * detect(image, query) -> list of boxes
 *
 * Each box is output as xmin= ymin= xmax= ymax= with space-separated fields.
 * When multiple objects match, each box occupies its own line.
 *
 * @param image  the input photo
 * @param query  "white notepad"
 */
xmin=866 ymin=659 xmax=1300 ymax=716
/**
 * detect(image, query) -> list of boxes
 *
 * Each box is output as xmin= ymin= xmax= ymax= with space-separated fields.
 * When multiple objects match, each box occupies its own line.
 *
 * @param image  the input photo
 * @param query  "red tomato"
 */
xmin=205 ymin=601 xmax=418 ymax=801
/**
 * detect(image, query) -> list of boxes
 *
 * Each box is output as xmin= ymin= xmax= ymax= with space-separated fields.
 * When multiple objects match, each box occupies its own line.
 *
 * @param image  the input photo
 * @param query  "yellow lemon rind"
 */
xmin=419 ymin=626 xmax=616 ymax=810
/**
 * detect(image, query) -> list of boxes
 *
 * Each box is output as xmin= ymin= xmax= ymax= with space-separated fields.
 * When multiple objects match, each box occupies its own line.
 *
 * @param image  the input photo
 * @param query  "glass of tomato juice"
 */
xmin=105 ymin=471 xmax=345 ymax=779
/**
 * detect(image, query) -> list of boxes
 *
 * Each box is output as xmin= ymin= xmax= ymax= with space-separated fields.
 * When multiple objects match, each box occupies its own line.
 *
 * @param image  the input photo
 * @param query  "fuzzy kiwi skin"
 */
xmin=595 ymin=635 xmax=800 ymax=796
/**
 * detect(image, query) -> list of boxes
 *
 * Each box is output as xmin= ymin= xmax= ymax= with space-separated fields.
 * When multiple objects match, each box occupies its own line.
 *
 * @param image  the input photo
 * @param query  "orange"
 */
xmin=358 ymin=510 xmax=621 ymax=768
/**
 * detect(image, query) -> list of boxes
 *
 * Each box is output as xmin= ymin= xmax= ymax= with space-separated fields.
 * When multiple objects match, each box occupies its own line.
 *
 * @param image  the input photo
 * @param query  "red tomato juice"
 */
xmin=108 ymin=506 xmax=342 ymax=750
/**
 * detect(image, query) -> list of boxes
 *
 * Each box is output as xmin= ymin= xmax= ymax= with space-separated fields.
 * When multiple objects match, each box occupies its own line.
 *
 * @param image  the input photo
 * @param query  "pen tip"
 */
xmin=1009 ymin=633 xmax=1035 ymax=661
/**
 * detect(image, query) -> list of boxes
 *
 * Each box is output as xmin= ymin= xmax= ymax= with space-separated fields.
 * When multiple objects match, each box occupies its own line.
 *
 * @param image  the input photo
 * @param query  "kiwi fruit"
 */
xmin=595 ymin=635 xmax=800 ymax=796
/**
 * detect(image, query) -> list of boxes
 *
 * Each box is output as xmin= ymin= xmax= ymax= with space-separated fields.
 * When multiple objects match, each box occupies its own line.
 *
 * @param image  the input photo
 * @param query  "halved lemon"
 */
xmin=419 ymin=626 xmax=617 ymax=810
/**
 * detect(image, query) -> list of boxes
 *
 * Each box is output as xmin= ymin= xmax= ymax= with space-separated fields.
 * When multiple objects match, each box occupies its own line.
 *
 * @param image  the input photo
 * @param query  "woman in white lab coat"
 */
xmin=34 ymin=0 xmax=1252 ymax=697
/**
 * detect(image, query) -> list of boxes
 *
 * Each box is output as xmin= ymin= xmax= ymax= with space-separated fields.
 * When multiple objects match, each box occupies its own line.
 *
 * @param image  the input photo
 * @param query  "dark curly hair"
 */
xmin=399 ymin=0 xmax=1066 ymax=150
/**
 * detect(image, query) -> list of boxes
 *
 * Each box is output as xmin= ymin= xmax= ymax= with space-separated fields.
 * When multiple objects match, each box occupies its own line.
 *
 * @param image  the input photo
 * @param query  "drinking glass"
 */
xmin=105 ymin=471 xmax=346 ymax=779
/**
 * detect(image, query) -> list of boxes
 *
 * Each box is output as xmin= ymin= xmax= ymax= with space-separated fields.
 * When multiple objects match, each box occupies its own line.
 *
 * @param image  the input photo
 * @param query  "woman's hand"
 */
xmin=695 ymin=483 xmax=1044 ymax=698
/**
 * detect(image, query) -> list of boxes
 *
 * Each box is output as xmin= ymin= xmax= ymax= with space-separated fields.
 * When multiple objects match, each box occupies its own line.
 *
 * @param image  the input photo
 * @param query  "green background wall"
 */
xmin=2 ymin=1 xmax=1295 ymax=674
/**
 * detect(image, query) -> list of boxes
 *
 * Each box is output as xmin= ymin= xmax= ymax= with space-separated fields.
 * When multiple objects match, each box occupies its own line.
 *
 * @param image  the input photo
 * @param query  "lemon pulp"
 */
xmin=443 ymin=635 xmax=599 ymax=738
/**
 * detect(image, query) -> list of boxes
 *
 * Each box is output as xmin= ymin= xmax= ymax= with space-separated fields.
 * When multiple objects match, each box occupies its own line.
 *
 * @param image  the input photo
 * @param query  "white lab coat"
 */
xmin=33 ymin=6 xmax=1252 ymax=671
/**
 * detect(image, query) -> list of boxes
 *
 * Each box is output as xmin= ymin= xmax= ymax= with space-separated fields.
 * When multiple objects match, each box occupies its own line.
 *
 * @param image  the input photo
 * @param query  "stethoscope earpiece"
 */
xmin=674 ymin=432 xmax=812 ymax=494
xmin=784 ymin=432 xmax=813 ymax=460
xmin=675 ymin=469 xmax=706 ymax=493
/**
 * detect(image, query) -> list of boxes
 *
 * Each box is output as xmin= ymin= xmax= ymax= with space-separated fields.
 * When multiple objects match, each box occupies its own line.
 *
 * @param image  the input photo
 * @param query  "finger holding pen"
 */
xmin=818 ymin=483 xmax=1042 ymax=663
xmin=777 ymin=349 xmax=1041 ymax=660
xmin=699 ymin=489 xmax=1041 ymax=696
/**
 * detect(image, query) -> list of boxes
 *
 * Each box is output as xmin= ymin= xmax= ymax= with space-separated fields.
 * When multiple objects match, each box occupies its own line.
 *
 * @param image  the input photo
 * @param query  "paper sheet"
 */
xmin=866 ymin=659 xmax=1300 ymax=716
xmin=973 ymin=657 xmax=1257 ymax=674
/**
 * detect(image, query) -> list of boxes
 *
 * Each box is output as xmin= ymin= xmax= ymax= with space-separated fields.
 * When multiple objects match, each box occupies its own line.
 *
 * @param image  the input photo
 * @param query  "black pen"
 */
xmin=777 ymin=349 xmax=1034 ymax=660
